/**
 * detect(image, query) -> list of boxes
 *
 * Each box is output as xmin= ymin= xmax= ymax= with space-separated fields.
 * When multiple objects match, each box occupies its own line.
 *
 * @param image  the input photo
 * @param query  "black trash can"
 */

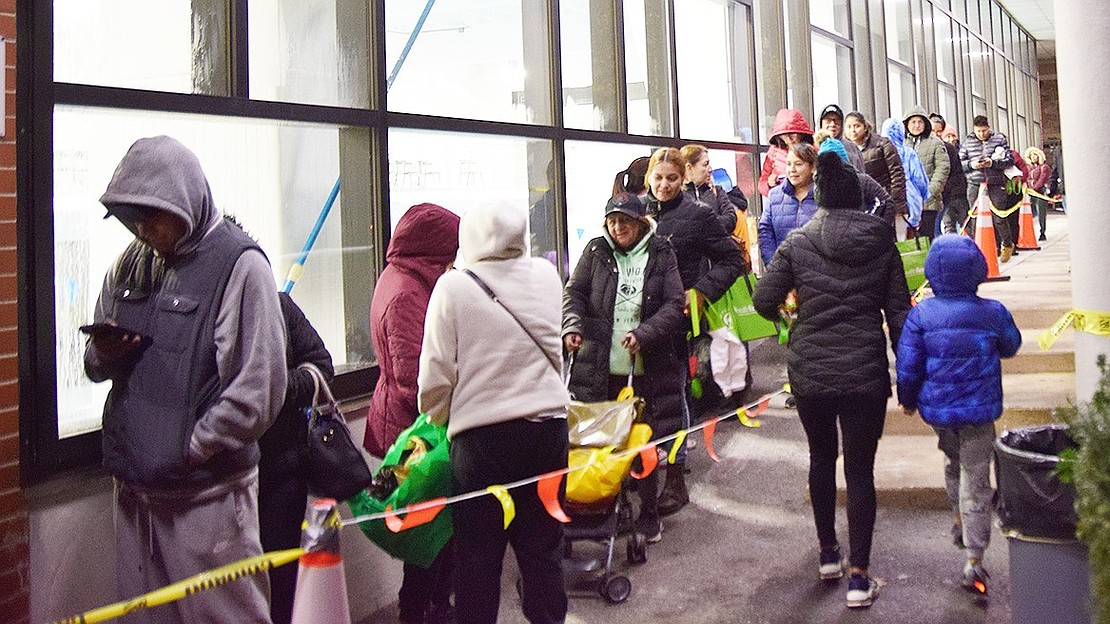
xmin=995 ymin=424 xmax=1091 ymax=624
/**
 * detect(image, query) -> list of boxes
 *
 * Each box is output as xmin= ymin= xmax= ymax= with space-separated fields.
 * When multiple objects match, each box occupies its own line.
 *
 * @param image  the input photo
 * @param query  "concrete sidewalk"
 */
xmin=360 ymin=214 xmax=1076 ymax=623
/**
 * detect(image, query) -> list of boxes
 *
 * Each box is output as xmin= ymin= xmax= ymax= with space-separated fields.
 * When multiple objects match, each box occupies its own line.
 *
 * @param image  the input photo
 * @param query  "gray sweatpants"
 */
xmin=935 ymin=423 xmax=996 ymax=561
xmin=114 ymin=468 xmax=272 ymax=624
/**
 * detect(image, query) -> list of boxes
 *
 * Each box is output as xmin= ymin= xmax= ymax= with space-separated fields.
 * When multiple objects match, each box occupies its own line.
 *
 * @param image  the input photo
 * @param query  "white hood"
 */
xmin=459 ymin=201 xmax=528 ymax=264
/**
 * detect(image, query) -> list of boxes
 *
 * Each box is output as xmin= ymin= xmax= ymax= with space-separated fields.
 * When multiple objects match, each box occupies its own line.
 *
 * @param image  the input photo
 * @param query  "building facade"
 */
xmin=4 ymin=1 xmax=1043 ymax=621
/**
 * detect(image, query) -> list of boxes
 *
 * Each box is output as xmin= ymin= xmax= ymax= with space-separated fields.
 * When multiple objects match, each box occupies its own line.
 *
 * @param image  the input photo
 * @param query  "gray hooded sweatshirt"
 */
xmin=85 ymin=136 xmax=286 ymax=489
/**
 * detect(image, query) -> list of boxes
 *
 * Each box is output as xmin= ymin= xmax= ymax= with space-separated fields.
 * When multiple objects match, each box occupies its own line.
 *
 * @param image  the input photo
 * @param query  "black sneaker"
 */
xmin=962 ymin=561 xmax=989 ymax=595
xmin=819 ymin=545 xmax=844 ymax=580
xmin=1039 ymin=233 xmax=1047 ymax=241
xmin=846 ymin=573 xmax=878 ymax=608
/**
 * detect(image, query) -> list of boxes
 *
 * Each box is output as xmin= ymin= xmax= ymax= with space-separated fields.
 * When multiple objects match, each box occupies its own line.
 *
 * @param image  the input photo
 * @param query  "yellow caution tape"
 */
xmin=49 ymin=548 xmax=304 ymax=624
xmin=737 ymin=408 xmax=761 ymax=428
xmin=1025 ymin=187 xmax=1061 ymax=204
xmin=486 ymin=485 xmax=516 ymax=529
xmin=667 ymin=430 xmax=688 ymax=464
xmin=1040 ymin=309 xmax=1110 ymax=350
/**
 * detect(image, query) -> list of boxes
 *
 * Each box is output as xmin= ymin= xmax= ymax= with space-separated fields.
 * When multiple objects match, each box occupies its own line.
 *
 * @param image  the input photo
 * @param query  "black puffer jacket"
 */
xmin=259 ymin=292 xmax=335 ymax=480
xmin=941 ymin=140 xmax=967 ymax=201
xmin=684 ymin=182 xmax=737 ymax=234
xmin=563 ymin=234 xmax=686 ymax=434
xmin=752 ymin=209 xmax=910 ymax=397
xmin=647 ymin=194 xmax=746 ymax=300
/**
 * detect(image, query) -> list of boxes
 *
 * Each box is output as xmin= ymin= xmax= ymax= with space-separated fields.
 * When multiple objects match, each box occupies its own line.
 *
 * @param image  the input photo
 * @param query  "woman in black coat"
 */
xmin=643 ymin=146 xmax=746 ymax=515
xmin=563 ymin=193 xmax=685 ymax=542
xmin=258 ymin=292 xmax=334 ymax=624
xmin=752 ymin=152 xmax=910 ymax=610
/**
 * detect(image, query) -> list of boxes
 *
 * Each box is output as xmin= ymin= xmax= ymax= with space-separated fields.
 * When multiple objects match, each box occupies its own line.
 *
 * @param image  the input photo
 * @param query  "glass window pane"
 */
xmin=812 ymin=34 xmax=855 ymax=115
xmin=940 ymin=84 xmax=958 ymax=128
xmin=934 ymin=10 xmax=955 ymax=83
xmin=731 ymin=4 xmax=756 ymax=143
xmin=388 ymin=129 xmax=555 ymax=267
xmin=970 ymin=38 xmax=985 ymax=96
xmin=973 ymin=96 xmax=987 ymax=118
xmin=810 ymin=0 xmax=851 ymax=38
xmin=564 ymin=141 xmax=653 ymax=269
xmin=54 ymin=0 xmax=207 ymax=93
xmin=676 ymin=0 xmax=738 ymax=140
xmin=888 ymin=65 xmax=915 ymax=120
xmin=560 ymin=0 xmax=619 ymax=131
xmin=385 ymin=0 xmax=552 ymax=125
xmin=994 ymin=51 xmax=1007 ymax=105
xmin=952 ymin=0 xmax=966 ymax=23
xmin=625 ymin=0 xmax=675 ymax=136
xmin=54 ymin=106 xmax=369 ymax=438
xmin=249 ymin=0 xmax=371 ymax=108
xmin=884 ymin=0 xmax=913 ymax=64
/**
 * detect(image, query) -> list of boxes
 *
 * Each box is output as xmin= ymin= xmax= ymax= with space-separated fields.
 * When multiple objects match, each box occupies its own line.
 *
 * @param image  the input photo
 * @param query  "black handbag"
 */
xmin=300 ymin=363 xmax=373 ymax=501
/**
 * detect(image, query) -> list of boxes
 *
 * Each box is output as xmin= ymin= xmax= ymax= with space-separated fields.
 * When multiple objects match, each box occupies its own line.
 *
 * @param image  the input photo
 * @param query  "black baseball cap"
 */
xmin=604 ymin=193 xmax=647 ymax=221
xmin=819 ymin=104 xmax=845 ymax=122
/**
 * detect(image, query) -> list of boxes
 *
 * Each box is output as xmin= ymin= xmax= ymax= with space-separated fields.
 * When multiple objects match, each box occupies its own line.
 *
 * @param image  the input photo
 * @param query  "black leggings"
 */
xmin=795 ymin=394 xmax=887 ymax=570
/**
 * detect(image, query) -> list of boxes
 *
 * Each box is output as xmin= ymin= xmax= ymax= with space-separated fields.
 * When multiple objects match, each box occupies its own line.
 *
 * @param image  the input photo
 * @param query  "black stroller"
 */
xmin=559 ymin=397 xmax=653 ymax=603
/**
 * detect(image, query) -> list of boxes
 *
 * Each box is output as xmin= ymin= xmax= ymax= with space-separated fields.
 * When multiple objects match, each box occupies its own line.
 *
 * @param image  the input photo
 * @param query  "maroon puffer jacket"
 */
xmin=364 ymin=203 xmax=460 ymax=457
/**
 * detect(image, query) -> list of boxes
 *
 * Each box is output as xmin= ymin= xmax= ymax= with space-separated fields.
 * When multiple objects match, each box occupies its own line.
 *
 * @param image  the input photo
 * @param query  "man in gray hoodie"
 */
xmin=85 ymin=136 xmax=286 ymax=623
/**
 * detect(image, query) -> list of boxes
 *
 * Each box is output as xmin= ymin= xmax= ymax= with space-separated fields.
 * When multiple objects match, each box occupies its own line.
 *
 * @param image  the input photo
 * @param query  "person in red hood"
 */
xmin=366 ymin=202 xmax=460 ymax=624
xmin=758 ymin=108 xmax=815 ymax=196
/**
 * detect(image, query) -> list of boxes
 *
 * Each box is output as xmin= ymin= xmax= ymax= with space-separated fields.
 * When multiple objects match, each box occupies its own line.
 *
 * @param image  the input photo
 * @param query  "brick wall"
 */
xmin=0 ymin=0 xmax=25 ymax=621
xmin=1038 ymin=56 xmax=1061 ymax=145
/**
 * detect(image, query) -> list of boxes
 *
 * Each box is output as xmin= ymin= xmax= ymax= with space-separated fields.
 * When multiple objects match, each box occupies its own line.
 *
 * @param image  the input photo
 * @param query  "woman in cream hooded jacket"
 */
xmin=418 ymin=201 xmax=570 ymax=624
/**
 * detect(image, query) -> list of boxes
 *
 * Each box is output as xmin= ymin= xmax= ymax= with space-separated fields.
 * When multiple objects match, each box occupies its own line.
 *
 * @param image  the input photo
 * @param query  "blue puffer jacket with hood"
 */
xmin=896 ymin=234 xmax=1022 ymax=427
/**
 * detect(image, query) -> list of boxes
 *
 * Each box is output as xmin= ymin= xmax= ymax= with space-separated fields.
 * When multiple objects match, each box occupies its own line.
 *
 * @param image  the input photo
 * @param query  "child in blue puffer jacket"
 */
xmin=896 ymin=234 xmax=1021 ymax=597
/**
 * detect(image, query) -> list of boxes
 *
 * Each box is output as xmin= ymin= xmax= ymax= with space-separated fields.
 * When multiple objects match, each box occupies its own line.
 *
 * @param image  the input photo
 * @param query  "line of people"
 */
xmin=83 ymin=129 xmax=1041 ymax=624
xmin=758 ymin=104 xmax=1058 ymax=262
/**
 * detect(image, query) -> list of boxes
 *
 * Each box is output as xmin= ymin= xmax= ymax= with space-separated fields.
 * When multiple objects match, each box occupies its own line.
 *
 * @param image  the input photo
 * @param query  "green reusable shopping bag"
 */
xmin=896 ymin=238 xmax=930 ymax=291
xmin=349 ymin=414 xmax=453 ymax=568
xmin=703 ymin=274 xmax=778 ymax=342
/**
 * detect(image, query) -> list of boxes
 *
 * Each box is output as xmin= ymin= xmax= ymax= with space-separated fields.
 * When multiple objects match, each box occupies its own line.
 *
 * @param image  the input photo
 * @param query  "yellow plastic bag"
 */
xmin=566 ymin=423 xmax=653 ymax=504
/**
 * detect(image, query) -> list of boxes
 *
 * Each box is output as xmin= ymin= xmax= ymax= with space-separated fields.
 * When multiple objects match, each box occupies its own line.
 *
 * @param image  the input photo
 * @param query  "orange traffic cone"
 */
xmin=1016 ymin=192 xmax=1041 ymax=250
xmin=291 ymin=499 xmax=352 ymax=624
xmin=972 ymin=182 xmax=1010 ymax=282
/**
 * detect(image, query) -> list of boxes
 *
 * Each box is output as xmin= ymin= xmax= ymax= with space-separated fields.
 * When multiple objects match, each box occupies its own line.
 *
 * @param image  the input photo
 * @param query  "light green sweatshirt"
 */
xmin=604 ymin=226 xmax=654 ymax=375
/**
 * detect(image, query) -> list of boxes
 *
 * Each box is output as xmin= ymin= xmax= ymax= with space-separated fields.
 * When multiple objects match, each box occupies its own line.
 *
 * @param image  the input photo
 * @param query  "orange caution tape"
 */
xmin=702 ymin=419 xmax=720 ymax=462
xmin=300 ymin=551 xmax=342 ymax=568
xmin=630 ymin=443 xmax=658 ymax=479
xmin=537 ymin=471 xmax=570 ymax=523
xmin=752 ymin=395 xmax=771 ymax=416
xmin=384 ymin=498 xmax=447 ymax=533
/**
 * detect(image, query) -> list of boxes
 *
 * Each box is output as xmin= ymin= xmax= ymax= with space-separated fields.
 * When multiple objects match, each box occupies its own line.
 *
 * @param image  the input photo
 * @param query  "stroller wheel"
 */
xmin=627 ymin=533 xmax=648 ymax=565
xmin=600 ymin=574 xmax=632 ymax=604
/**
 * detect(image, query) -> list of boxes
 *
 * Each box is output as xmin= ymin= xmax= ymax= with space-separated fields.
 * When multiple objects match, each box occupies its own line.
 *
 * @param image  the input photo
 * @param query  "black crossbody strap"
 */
xmin=462 ymin=269 xmax=561 ymax=373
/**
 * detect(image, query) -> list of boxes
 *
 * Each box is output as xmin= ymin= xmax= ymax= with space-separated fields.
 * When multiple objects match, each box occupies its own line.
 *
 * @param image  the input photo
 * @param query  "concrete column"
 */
xmin=1056 ymin=0 xmax=1110 ymax=400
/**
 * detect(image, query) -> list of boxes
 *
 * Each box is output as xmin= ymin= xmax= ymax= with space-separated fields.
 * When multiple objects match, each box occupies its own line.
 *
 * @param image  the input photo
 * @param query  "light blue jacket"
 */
xmin=881 ymin=118 xmax=929 ymax=227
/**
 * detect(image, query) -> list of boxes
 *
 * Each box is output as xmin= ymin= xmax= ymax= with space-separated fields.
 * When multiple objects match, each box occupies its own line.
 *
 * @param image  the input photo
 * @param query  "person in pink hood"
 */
xmin=758 ymin=108 xmax=815 ymax=197
xmin=366 ymin=202 xmax=460 ymax=624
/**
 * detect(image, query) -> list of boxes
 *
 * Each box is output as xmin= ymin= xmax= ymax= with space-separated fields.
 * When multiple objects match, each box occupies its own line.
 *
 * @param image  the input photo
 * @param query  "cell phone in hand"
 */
xmin=79 ymin=323 xmax=152 ymax=347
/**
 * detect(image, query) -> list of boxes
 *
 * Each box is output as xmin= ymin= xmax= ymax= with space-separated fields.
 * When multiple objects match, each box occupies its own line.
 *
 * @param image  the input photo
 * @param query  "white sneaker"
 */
xmin=846 ymin=573 xmax=878 ymax=608
xmin=819 ymin=545 xmax=844 ymax=580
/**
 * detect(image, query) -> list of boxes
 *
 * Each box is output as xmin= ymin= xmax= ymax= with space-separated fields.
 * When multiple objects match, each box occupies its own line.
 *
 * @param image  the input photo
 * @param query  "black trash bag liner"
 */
xmin=994 ymin=424 xmax=1078 ymax=541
